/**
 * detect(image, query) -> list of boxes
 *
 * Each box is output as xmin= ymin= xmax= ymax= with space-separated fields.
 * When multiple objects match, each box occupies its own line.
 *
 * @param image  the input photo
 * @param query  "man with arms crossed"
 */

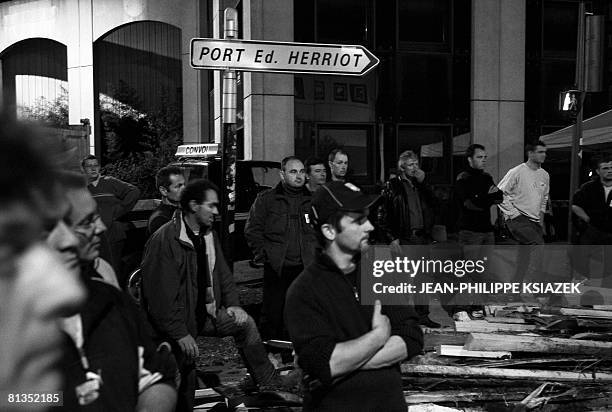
xmin=285 ymin=181 xmax=423 ymax=411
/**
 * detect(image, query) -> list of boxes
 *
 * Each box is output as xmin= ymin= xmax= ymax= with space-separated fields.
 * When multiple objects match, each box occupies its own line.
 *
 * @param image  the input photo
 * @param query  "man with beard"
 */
xmin=285 ymin=181 xmax=423 ymax=411
xmin=328 ymin=149 xmax=349 ymax=182
xmin=245 ymin=156 xmax=316 ymax=341
xmin=572 ymin=155 xmax=612 ymax=287
xmin=52 ymin=172 xmax=177 ymax=411
xmin=148 ymin=166 xmax=186 ymax=237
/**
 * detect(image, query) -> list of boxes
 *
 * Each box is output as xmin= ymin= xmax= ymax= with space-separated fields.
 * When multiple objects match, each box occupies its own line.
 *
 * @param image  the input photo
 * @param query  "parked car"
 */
xmin=123 ymin=144 xmax=280 ymax=273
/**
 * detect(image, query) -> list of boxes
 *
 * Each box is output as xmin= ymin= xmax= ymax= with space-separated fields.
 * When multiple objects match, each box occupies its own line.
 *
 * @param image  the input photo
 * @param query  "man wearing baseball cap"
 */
xmin=285 ymin=181 xmax=423 ymax=411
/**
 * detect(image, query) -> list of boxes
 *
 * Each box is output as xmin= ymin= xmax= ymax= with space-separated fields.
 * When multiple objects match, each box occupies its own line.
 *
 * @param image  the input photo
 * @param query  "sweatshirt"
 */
xmin=497 ymin=163 xmax=549 ymax=222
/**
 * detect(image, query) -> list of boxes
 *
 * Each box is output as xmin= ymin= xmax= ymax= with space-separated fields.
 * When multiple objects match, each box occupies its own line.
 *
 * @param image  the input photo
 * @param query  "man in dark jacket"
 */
xmin=454 ymin=144 xmax=503 ymax=245
xmin=48 ymin=172 xmax=177 ymax=411
xmin=286 ymin=181 xmax=423 ymax=411
xmin=147 ymin=166 xmax=186 ymax=237
xmin=572 ymin=155 xmax=612 ymax=286
xmin=82 ymin=155 xmax=140 ymax=284
xmin=378 ymin=150 xmax=441 ymax=328
xmin=141 ymin=179 xmax=294 ymax=411
xmin=245 ymin=156 xmax=317 ymax=341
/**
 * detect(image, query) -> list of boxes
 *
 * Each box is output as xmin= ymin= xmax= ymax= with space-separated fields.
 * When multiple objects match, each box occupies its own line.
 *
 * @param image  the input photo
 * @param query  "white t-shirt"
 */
xmin=203 ymin=232 xmax=217 ymax=317
xmin=604 ymin=185 xmax=612 ymax=205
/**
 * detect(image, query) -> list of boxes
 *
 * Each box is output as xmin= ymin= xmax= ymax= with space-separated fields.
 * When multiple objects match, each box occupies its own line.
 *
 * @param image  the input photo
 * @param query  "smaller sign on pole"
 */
xmin=191 ymin=38 xmax=379 ymax=76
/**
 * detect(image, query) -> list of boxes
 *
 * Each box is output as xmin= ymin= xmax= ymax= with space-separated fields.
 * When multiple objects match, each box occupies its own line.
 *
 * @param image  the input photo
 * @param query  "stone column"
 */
xmin=67 ymin=0 xmax=95 ymax=154
xmin=242 ymin=0 xmax=294 ymax=161
xmin=181 ymin=0 xmax=205 ymax=144
xmin=472 ymin=0 xmax=526 ymax=181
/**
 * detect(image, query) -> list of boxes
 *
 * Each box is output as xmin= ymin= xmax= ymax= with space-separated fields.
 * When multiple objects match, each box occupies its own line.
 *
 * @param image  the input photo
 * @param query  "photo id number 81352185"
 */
xmin=1 ymin=391 xmax=63 ymax=407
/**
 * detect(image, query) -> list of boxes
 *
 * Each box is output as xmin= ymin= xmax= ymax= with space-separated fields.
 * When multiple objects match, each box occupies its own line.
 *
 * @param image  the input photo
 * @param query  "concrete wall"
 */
xmin=471 ymin=0 xmax=526 ymax=181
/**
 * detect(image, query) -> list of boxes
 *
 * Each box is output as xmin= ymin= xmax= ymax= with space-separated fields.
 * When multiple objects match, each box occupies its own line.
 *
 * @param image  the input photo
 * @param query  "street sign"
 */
xmin=191 ymin=38 xmax=379 ymax=76
xmin=175 ymin=143 xmax=220 ymax=157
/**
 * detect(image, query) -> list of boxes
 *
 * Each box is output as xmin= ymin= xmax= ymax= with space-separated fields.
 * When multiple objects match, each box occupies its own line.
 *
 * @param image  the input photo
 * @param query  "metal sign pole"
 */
xmin=567 ymin=1 xmax=586 ymax=243
xmin=222 ymin=8 xmax=238 ymax=266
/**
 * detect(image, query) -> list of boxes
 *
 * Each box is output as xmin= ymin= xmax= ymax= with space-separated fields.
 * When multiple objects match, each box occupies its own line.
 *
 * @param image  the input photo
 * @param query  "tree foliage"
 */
xmin=100 ymin=81 xmax=182 ymax=198
xmin=18 ymin=87 xmax=69 ymax=127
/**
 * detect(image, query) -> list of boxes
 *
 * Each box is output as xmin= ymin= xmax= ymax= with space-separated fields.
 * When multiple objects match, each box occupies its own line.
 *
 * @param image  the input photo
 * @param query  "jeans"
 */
xmin=175 ymin=308 xmax=274 ymax=411
xmin=398 ymin=235 xmax=431 ymax=318
xmin=261 ymin=263 xmax=302 ymax=341
xmin=577 ymin=225 xmax=612 ymax=287
xmin=458 ymin=230 xmax=495 ymax=246
xmin=506 ymin=215 xmax=544 ymax=283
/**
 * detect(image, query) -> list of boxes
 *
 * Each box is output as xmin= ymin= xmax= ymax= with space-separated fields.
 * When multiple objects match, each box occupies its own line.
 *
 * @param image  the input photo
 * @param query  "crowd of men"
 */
xmin=4 ymin=105 xmax=612 ymax=411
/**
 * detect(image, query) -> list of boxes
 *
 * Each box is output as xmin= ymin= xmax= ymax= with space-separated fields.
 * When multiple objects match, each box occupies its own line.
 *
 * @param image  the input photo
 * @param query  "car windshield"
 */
xmin=251 ymin=166 xmax=280 ymax=188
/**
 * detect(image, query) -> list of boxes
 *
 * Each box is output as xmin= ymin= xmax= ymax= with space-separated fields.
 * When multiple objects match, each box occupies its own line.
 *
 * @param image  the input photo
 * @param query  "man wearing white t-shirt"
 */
xmin=498 ymin=141 xmax=550 ymax=282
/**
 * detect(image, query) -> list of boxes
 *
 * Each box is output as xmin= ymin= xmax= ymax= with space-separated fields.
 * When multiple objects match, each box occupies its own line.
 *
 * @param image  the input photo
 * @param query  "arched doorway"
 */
xmin=94 ymin=21 xmax=182 ymax=158
xmin=93 ymin=20 xmax=183 ymax=197
xmin=0 ymin=38 xmax=67 ymax=124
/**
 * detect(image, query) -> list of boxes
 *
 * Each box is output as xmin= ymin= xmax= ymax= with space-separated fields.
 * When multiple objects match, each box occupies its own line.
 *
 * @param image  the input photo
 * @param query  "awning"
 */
xmin=540 ymin=109 xmax=612 ymax=149
xmin=421 ymin=132 xmax=470 ymax=157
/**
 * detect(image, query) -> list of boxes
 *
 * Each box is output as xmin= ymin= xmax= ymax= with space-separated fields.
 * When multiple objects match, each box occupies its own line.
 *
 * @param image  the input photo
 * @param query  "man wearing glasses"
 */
xmin=50 ymin=171 xmax=177 ymax=410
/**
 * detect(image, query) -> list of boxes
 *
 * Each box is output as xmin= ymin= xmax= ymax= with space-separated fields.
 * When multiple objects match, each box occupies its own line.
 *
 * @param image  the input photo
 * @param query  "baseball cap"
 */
xmin=311 ymin=181 xmax=380 ymax=226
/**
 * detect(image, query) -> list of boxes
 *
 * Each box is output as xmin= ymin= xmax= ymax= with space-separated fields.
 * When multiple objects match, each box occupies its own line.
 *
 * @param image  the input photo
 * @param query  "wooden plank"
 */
xmin=560 ymin=308 xmax=612 ymax=319
xmin=485 ymin=304 xmax=540 ymax=316
xmin=470 ymin=357 xmax=602 ymax=369
xmin=404 ymin=389 xmax=530 ymax=404
xmin=406 ymin=404 xmax=468 ymax=412
xmin=576 ymin=318 xmax=612 ymax=330
xmin=465 ymin=333 xmax=612 ymax=356
xmin=454 ymin=320 xmax=536 ymax=333
xmin=593 ymin=305 xmax=612 ymax=311
xmin=437 ymin=344 xmax=511 ymax=359
xmin=194 ymin=388 xmax=223 ymax=401
xmin=400 ymin=363 xmax=612 ymax=382
xmin=404 ymin=388 xmax=604 ymax=405
xmin=484 ymin=316 xmax=527 ymax=324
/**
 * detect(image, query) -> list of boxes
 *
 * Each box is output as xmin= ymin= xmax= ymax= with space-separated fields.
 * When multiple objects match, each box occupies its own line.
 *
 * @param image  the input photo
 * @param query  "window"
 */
xmin=397 ymin=54 xmax=451 ymax=122
xmin=543 ymin=1 xmax=578 ymax=57
xmin=398 ymin=0 xmax=450 ymax=50
xmin=317 ymin=0 xmax=369 ymax=45
xmin=397 ymin=124 xmax=452 ymax=183
xmin=295 ymin=0 xmax=315 ymax=42
xmin=317 ymin=124 xmax=374 ymax=185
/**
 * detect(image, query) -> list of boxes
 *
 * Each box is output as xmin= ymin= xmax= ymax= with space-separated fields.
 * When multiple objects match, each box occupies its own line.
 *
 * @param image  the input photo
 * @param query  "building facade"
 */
xmin=1 ymin=0 xmax=611 ymax=187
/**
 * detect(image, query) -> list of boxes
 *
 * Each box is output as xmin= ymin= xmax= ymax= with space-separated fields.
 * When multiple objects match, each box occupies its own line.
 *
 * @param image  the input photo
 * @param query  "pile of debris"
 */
xmin=403 ymin=303 xmax=612 ymax=411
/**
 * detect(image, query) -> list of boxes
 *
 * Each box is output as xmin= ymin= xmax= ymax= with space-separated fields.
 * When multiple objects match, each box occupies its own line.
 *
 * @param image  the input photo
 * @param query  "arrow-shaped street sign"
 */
xmin=191 ymin=38 xmax=379 ymax=76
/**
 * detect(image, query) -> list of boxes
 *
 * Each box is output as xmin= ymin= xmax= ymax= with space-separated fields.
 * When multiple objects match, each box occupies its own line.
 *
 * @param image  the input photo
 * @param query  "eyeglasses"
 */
xmin=73 ymin=214 xmax=101 ymax=232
